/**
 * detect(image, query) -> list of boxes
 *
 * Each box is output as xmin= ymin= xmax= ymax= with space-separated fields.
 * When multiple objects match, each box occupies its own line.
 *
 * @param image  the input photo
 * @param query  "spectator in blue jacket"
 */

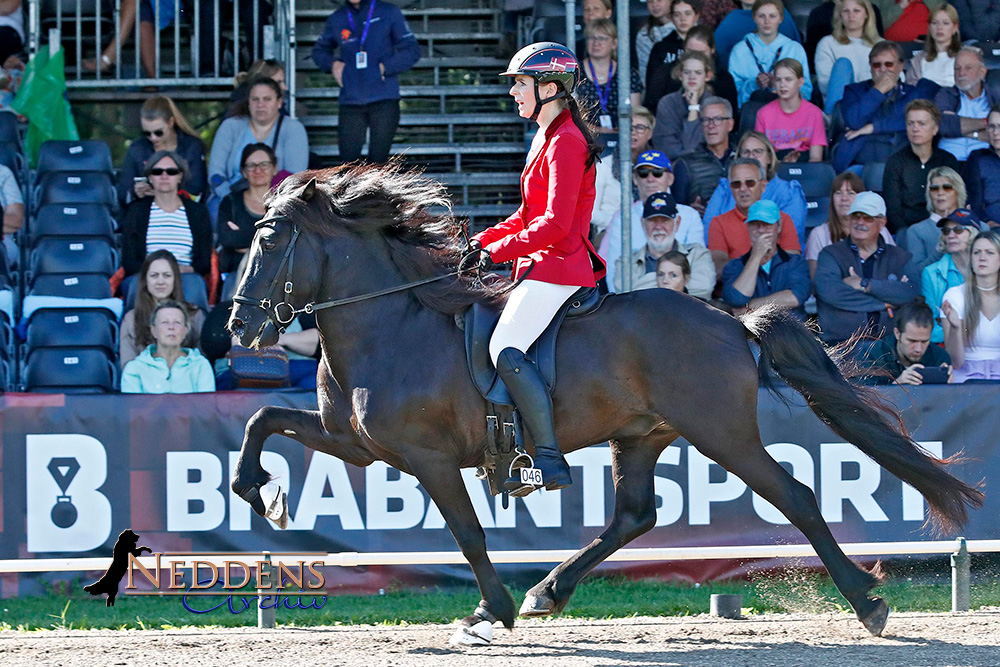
xmin=121 ymin=300 xmax=215 ymax=394
xmin=936 ymin=46 xmax=998 ymax=161
xmin=964 ymin=104 xmax=1000 ymax=225
xmin=312 ymin=0 xmax=421 ymax=164
xmin=721 ymin=199 xmax=811 ymax=318
xmin=832 ymin=41 xmax=939 ymax=173
xmin=702 ymin=130 xmax=808 ymax=245
xmin=815 ymin=192 xmax=921 ymax=344
xmin=727 ymin=0 xmax=812 ymax=107
xmin=714 ymin=0 xmax=802 ymax=67
xmin=921 ymin=207 xmax=982 ymax=343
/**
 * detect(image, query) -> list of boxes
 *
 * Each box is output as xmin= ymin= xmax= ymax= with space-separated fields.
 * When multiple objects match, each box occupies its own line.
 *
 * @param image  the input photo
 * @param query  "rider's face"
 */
xmin=509 ymin=75 xmax=557 ymax=119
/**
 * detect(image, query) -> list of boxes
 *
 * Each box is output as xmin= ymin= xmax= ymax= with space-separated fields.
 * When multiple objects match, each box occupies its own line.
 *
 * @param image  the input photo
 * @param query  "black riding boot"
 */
xmin=495 ymin=347 xmax=573 ymax=490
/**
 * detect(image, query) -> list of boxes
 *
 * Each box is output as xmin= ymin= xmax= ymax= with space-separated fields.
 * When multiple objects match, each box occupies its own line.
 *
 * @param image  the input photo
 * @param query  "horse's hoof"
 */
xmin=519 ymin=592 xmax=555 ymax=617
xmin=858 ymin=597 xmax=889 ymax=636
xmin=449 ymin=619 xmax=493 ymax=646
xmin=260 ymin=482 xmax=288 ymax=528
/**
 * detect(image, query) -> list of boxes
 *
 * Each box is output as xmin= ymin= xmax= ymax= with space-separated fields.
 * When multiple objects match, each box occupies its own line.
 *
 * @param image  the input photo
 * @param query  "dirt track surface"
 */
xmin=2 ymin=611 xmax=999 ymax=667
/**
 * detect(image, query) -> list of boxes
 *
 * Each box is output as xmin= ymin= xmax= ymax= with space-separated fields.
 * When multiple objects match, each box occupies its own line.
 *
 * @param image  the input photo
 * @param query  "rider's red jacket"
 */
xmin=474 ymin=109 xmax=607 ymax=287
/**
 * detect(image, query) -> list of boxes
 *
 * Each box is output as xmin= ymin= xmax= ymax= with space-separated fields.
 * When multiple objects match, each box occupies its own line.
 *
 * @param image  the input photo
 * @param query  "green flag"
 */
xmin=11 ymin=47 xmax=80 ymax=167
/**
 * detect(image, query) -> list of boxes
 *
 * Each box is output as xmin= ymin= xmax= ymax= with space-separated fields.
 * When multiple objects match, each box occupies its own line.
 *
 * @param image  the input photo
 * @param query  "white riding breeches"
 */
xmin=489 ymin=279 xmax=581 ymax=366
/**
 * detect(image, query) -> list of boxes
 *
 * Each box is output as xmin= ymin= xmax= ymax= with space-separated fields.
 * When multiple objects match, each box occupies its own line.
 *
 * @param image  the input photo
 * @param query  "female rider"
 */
xmin=464 ymin=43 xmax=606 ymax=491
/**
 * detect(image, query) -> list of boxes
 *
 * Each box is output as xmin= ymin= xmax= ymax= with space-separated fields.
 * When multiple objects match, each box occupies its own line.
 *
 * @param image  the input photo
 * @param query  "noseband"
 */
xmin=232 ymin=214 xmax=470 ymax=332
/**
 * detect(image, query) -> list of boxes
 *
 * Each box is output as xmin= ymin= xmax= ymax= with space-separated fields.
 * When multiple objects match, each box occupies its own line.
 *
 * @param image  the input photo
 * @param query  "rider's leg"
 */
xmin=490 ymin=280 xmax=579 ymax=490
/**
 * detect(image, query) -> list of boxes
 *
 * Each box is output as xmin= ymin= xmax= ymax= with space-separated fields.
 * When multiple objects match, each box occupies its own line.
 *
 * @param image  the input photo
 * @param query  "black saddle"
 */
xmin=464 ymin=286 xmax=609 ymax=406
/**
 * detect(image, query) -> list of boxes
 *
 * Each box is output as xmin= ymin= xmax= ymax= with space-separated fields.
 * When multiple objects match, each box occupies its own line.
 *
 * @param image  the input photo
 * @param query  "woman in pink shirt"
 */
xmin=754 ymin=58 xmax=828 ymax=162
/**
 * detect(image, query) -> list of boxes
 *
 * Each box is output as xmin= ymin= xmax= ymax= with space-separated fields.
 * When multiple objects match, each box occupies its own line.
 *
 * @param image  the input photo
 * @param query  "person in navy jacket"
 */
xmin=311 ymin=0 xmax=421 ymax=163
xmin=832 ymin=41 xmax=938 ymax=173
xmin=462 ymin=43 xmax=606 ymax=493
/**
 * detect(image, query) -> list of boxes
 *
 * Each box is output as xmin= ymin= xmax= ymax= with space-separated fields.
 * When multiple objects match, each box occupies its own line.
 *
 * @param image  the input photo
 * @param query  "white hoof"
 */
xmin=448 ymin=619 xmax=493 ymax=646
xmin=261 ymin=482 xmax=288 ymax=528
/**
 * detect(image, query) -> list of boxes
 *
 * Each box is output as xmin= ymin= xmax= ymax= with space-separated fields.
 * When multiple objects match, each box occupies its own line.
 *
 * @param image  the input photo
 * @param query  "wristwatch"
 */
xmin=688 ymin=104 xmax=701 ymax=111
xmin=860 ymin=278 xmax=871 ymax=292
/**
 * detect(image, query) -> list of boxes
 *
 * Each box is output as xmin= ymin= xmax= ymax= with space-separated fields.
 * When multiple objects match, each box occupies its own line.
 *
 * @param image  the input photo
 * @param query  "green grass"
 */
xmin=2 ymin=572 xmax=999 ymax=632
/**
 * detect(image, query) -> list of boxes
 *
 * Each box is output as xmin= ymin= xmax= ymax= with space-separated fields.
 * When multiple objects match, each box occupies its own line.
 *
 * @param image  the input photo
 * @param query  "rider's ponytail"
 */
xmin=563 ymin=92 xmax=604 ymax=169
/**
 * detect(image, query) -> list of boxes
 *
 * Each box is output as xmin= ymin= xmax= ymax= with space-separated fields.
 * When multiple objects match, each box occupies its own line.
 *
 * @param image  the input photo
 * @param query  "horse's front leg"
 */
xmin=406 ymin=450 xmax=517 ymax=645
xmin=232 ymin=406 xmax=351 ymax=528
xmin=521 ymin=436 xmax=671 ymax=617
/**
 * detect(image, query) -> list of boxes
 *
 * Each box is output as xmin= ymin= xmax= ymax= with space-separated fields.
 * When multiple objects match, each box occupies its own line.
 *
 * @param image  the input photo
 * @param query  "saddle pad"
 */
xmin=465 ymin=286 xmax=609 ymax=405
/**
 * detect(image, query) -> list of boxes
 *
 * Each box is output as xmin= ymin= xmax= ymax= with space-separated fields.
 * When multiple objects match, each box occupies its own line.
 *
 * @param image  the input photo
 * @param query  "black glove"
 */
xmin=458 ymin=239 xmax=484 ymax=274
xmin=478 ymin=249 xmax=499 ymax=272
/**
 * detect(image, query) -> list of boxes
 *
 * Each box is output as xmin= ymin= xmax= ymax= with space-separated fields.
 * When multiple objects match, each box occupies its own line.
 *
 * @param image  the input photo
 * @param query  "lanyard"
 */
xmin=347 ymin=0 xmax=376 ymax=49
xmin=587 ymin=59 xmax=614 ymax=113
xmin=745 ymin=36 xmax=783 ymax=74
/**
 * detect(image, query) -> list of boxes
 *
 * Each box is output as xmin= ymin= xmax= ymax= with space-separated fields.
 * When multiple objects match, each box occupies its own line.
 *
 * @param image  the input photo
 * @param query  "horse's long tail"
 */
xmin=741 ymin=305 xmax=984 ymax=534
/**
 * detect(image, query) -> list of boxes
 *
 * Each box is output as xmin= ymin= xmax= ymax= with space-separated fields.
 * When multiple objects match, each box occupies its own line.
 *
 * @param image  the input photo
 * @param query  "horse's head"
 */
xmin=228 ymin=177 xmax=327 ymax=349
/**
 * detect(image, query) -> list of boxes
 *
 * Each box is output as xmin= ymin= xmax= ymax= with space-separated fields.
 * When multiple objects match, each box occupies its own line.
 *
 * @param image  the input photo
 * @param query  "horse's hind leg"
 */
xmin=232 ymin=406 xmax=338 ymax=527
xmin=702 ymin=437 xmax=889 ymax=635
xmin=521 ymin=435 xmax=672 ymax=617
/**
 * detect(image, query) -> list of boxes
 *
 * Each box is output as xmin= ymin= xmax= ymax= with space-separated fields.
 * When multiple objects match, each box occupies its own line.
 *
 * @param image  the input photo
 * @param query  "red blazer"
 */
xmin=474 ymin=109 xmax=607 ymax=287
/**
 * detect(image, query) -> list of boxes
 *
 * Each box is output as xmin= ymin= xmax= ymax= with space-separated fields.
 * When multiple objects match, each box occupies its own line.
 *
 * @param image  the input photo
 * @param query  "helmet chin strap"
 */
xmin=529 ymin=79 xmax=567 ymax=122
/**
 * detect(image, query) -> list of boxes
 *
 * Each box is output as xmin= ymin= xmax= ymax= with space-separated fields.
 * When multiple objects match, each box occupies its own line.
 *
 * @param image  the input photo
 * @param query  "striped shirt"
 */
xmin=146 ymin=203 xmax=193 ymax=266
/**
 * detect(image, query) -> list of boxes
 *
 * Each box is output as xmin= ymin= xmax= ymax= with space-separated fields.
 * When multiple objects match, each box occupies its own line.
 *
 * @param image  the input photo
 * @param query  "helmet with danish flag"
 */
xmin=500 ymin=42 xmax=580 ymax=94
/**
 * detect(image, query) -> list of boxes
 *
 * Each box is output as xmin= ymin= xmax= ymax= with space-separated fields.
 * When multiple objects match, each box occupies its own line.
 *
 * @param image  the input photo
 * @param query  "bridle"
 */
xmin=232 ymin=214 xmax=467 ymax=332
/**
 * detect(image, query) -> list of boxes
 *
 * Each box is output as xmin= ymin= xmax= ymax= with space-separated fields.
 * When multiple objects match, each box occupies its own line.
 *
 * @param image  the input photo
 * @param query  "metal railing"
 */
xmin=26 ymin=0 xmax=296 ymax=94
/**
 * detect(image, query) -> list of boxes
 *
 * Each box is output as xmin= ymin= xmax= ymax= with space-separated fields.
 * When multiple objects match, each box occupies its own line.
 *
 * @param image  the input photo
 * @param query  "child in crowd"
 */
xmin=754 ymin=58 xmax=828 ymax=162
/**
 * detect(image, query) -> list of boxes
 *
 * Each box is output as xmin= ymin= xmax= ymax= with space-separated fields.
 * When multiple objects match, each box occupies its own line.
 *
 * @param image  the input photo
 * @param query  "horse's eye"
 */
xmin=262 ymin=239 xmax=277 ymax=251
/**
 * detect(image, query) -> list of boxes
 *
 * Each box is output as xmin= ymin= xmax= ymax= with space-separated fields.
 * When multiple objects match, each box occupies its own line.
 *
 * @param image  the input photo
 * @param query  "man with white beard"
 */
xmin=612 ymin=192 xmax=715 ymax=297
xmin=599 ymin=150 xmax=703 ymax=291
xmin=935 ymin=46 xmax=1000 ymax=161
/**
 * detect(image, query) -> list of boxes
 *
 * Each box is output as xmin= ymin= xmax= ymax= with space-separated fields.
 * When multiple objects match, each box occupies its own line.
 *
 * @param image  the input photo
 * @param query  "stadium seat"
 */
xmin=28 ymin=237 xmax=116 ymax=278
xmin=28 ymin=274 xmax=114 ymax=299
xmin=896 ymin=41 xmax=925 ymax=64
xmin=124 ymin=272 xmax=210 ymax=312
xmin=22 ymin=347 xmax=117 ymax=393
xmin=0 ymin=113 xmax=20 ymax=146
xmin=777 ymin=162 xmax=837 ymax=199
xmin=24 ymin=309 xmax=117 ymax=358
xmin=34 ymin=171 xmax=116 ymax=209
xmin=980 ymin=43 xmax=1000 ymax=70
xmin=805 ymin=196 xmax=830 ymax=231
xmin=36 ymin=140 xmax=113 ymax=176
xmin=862 ymin=162 xmax=886 ymax=194
xmin=30 ymin=204 xmax=117 ymax=246
xmin=0 ymin=143 xmax=24 ymax=182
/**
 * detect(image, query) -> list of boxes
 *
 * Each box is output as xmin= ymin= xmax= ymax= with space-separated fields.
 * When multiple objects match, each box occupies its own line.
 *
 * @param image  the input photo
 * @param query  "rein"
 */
xmin=233 ymin=215 xmax=525 ymax=331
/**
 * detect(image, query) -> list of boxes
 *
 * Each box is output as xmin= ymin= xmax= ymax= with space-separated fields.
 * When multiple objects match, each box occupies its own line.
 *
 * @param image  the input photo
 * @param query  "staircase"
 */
xmin=294 ymin=0 xmax=524 ymax=227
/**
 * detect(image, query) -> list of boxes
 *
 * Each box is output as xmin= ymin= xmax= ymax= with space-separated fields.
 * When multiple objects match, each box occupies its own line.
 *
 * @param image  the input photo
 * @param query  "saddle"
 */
xmin=459 ymin=285 xmax=609 ymax=500
xmin=464 ymin=285 xmax=608 ymax=405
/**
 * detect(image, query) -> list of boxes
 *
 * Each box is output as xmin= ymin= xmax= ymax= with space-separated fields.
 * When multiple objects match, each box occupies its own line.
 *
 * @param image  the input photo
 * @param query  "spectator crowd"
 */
xmin=4 ymin=0 xmax=1000 ymax=390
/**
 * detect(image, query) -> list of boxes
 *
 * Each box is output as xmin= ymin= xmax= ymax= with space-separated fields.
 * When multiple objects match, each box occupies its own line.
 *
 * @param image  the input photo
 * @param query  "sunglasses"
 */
xmin=149 ymin=167 xmax=181 ymax=176
xmin=143 ymin=129 xmax=165 ymax=138
xmin=730 ymin=179 xmax=759 ymax=190
xmin=929 ymin=183 xmax=955 ymax=191
xmin=941 ymin=225 xmax=968 ymax=236
xmin=636 ymin=168 xmax=666 ymax=178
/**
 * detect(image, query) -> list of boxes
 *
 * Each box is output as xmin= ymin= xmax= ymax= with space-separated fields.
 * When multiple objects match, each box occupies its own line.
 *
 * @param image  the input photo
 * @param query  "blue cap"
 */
xmin=643 ymin=192 xmax=678 ymax=219
xmin=746 ymin=199 xmax=781 ymax=225
xmin=634 ymin=150 xmax=673 ymax=172
xmin=939 ymin=207 xmax=983 ymax=229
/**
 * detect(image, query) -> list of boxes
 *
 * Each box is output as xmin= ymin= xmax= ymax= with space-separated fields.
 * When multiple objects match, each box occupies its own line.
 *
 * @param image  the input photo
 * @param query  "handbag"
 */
xmin=227 ymin=345 xmax=290 ymax=388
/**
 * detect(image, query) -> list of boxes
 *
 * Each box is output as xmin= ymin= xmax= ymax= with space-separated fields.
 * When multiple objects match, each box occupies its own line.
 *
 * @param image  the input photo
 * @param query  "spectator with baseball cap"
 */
xmin=814 ymin=191 xmax=921 ymax=344
xmin=721 ymin=199 xmax=811 ymax=318
xmin=706 ymin=157 xmax=801 ymax=277
xmin=922 ymin=207 xmax=984 ymax=343
xmin=613 ymin=192 xmax=715 ymax=296
xmin=599 ymin=150 xmax=704 ymax=289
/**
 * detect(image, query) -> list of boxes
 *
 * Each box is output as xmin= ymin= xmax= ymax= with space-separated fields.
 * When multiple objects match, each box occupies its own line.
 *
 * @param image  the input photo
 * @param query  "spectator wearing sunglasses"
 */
xmin=120 ymin=150 xmax=213 ymax=280
xmin=905 ymin=167 xmax=971 ymax=272
xmin=707 ymin=157 xmax=801 ymax=277
xmin=921 ymin=207 xmax=984 ymax=343
xmin=117 ymin=96 xmax=208 ymax=208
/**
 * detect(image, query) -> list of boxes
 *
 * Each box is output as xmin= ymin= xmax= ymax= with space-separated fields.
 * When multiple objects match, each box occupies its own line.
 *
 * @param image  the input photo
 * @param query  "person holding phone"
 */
xmin=856 ymin=299 xmax=952 ymax=385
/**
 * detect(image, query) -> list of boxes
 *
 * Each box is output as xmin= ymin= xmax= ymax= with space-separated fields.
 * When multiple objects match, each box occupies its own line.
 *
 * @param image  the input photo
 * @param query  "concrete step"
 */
xmin=296 ymin=84 xmax=510 ymax=98
xmin=311 ymin=142 xmax=524 ymax=157
xmin=300 ymin=112 xmax=517 ymax=128
xmin=297 ymin=29 xmax=504 ymax=45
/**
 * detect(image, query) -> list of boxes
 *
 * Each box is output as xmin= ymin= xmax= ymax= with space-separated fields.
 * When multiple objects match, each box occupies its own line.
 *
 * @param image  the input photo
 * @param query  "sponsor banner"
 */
xmin=0 ymin=386 xmax=996 ymax=595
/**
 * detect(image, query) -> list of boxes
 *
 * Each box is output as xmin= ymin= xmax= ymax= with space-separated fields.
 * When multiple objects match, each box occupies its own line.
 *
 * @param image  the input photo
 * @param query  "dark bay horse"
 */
xmin=227 ymin=165 xmax=983 ymax=641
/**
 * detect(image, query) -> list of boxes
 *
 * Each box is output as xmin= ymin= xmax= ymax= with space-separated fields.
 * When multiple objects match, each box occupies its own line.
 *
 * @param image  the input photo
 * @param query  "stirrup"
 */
xmin=502 ymin=452 xmax=544 ymax=496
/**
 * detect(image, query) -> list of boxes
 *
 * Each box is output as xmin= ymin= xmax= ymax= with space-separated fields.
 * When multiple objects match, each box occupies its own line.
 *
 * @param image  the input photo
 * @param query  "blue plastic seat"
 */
xmin=29 ymin=237 xmax=116 ymax=278
xmin=34 ymin=171 xmax=116 ymax=209
xmin=28 ymin=274 xmax=114 ymax=299
xmin=30 ymin=203 xmax=117 ymax=246
xmin=22 ymin=347 xmax=117 ymax=393
xmin=777 ymin=162 xmax=837 ymax=199
xmin=25 ymin=309 xmax=117 ymax=358
xmin=36 ymin=140 xmax=113 ymax=176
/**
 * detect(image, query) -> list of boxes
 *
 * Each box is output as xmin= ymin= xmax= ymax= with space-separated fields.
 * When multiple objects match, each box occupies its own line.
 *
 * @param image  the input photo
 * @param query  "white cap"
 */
xmin=848 ymin=191 xmax=887 ymax=217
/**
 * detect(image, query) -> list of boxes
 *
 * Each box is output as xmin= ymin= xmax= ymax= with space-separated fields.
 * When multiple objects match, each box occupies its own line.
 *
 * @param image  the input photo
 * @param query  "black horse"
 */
xmin=228 ymin=164 xmax=983 ymax=640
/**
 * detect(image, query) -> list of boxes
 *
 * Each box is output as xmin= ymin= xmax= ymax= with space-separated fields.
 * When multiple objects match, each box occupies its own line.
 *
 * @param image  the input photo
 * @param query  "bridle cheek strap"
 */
xmin=233 ymin=224 xmax=302 ymax=331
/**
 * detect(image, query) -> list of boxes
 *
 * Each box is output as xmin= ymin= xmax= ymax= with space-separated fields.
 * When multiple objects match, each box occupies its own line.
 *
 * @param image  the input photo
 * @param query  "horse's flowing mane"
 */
xmin=266 ymin=163 xmax=511 ymax=314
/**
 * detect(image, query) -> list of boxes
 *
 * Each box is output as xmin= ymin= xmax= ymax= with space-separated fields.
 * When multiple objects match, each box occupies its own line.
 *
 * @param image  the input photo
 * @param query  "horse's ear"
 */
xmin=298 ymin=178 xmax=317 ymax=202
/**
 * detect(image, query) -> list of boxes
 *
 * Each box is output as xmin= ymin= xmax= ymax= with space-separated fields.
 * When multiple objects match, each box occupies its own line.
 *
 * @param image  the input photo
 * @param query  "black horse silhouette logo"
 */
xmin=83 ymin=529 xmax=151 ymax=606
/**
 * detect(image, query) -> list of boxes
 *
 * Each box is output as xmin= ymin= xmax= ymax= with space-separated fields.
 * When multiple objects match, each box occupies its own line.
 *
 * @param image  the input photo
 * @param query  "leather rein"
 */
xmin=232 ymin=214 xmax=521 ymax=332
